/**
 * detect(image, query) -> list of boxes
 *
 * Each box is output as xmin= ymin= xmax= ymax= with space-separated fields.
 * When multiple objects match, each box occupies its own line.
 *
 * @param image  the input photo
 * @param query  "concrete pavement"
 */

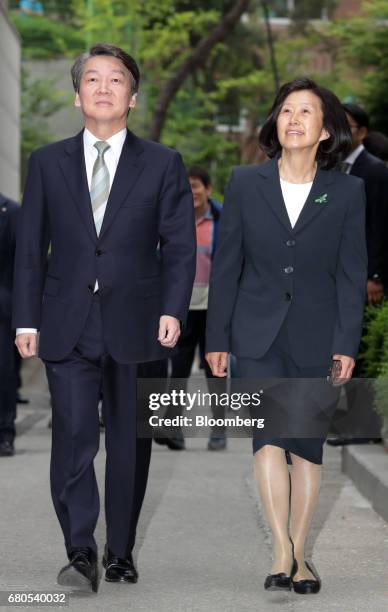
xmin=0 ymin=359 xmax=387 ymax=612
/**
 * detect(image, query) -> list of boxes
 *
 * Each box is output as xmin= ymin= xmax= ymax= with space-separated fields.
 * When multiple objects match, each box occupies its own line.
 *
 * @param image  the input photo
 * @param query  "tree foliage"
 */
xmin=11 ymin=0 xmax=388 ymax=193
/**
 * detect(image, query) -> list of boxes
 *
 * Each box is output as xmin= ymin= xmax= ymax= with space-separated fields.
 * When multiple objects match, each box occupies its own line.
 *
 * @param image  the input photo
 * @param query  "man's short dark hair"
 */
xmin=342 ymin=103 xmax=370 ymax=130
xmin=259 ymin=77 xmax=352 ymax=169
xmin=188 ymin=167 xmax=211 ymax=188
xmin=71 ymin=43 xmax=140 ymax=93
xmin=364 ymin=131 xmax=388 ymax=162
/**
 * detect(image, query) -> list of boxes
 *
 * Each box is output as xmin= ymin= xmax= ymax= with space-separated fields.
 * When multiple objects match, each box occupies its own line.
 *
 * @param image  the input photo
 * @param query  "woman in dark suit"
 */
xmin=206 ymin=77 xmax=367 ymax=594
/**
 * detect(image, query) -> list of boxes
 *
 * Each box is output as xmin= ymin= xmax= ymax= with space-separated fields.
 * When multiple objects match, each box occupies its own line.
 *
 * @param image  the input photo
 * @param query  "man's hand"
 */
xmin=367 ymin=279 xmax=384 ymax=305
xmin=15 ymin=333 xmax=37 ymax=358
xmin=158 ymin=315 xmax=181 ymax=348
xmin=206 ymin=352 xmax=228 ymax=377
xmin=331 ymin=354 xmax=355 ymax=386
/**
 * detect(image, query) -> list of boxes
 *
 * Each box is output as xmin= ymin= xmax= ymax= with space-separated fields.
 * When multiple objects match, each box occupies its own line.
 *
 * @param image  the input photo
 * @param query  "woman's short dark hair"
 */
xmin=259 ymin=77 xmax=352 ymax=169
xmin=71 ymin=43 xmax=140 ymax=94
xmin=364 ymin=131 xmax=388 ymax=162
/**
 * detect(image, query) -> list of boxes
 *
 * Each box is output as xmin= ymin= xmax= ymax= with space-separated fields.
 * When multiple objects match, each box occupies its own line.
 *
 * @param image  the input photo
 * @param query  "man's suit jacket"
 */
xmin=0 ymin=194 xmax=19 ymax=322
xmin=350 ymin=149 xmax=388 ymax=282
xmin=12 ymin=129 xmax=196 ymax=363
xmin=206 ymin=157 xmax=367 ymax=367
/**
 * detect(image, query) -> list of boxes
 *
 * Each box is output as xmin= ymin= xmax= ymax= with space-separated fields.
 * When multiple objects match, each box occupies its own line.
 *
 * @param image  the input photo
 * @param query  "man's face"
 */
xmin=276 ymin=89 xmax=329 ymax=151
xmin=74 ymin=55 xmax=136 ymax=124
xmin=345 ymin=113 xmax=367 ymax=150
xmin=189 ymin=177 xmax=211 ymax=210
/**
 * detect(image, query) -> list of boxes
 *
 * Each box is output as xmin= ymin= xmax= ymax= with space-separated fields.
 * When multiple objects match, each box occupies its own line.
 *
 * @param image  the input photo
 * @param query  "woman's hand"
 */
xmin=331 ymin=354 xmax=355 ymax=385
xmin=206 ymin=352 xmax=228 ymax=377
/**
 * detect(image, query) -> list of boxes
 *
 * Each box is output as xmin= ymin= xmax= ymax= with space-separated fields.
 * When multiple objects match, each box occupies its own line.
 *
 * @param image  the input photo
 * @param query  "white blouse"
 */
xmin=280 ymin=178 xmax=313 ymax=229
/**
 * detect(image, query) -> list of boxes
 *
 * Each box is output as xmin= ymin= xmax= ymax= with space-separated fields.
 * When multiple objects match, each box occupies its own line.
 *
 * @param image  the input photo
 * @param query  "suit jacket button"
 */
xmin=285 ymin=292 xmax=292 ymax=301
xmin=96 ymin=249 xmax=104 ymax=256
xmin=284 ymin=266 xmax=294 ymax=274
xmin=286 ymin=240 xmax=296 ymax=247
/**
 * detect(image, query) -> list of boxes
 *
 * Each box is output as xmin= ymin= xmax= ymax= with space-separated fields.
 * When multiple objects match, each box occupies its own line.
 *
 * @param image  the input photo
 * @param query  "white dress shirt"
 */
xmin=17 ymin=127 xmax=127 ymax=336
xmin=344 ymin=143 xmax=364 ymax=169
xmin=280 ymin=178 xmax=313 ymax=229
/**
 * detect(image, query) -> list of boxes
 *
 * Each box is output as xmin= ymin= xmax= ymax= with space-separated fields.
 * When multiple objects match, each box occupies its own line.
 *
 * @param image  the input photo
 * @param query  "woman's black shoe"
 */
xmin=264 ymin=572 xmax=292 ymax=591
xmin=291 ymin=559 xmax=321 ymax=594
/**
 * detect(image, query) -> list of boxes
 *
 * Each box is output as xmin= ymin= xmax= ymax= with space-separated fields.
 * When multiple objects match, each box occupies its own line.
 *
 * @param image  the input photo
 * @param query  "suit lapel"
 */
xmin=256 ymin=157 xmax=293 ymax=233
xmin=59 ymin=130 xmax=97 ymax=243
xmin=98 ymin=130 xmax=145 ymax=240
xmin=292 ymin=166 xmax=334 ymax=234
xmin=349 ymin=149 xmax=367 ymax=176
xmin=256 ymin=157 xmax=335 ymax=235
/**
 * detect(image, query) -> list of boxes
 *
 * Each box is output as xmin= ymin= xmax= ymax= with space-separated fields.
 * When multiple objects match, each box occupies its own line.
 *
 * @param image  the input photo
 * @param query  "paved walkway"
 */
xmin=0 ymin=359 xmax=387 ymax=611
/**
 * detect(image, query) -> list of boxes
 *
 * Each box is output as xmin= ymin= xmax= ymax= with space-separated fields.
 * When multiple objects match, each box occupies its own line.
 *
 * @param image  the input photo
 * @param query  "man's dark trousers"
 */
xmin=0 ymin=324 xmax=17 ymax=443
xmin=165 ymin=310 xmax=225 ymax=431
xmin=0 ymin=195 xmax=19 ymax=444
xmin=45 ymin=293 xmax=151 ymax=559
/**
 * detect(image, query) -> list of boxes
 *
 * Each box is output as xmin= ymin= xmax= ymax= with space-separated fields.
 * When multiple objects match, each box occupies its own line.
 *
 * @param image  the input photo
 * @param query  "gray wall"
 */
xmin=24 ymin=58 xmax=83 ymax=141
xmin=0 ymin=3 xmax=20 ymax=199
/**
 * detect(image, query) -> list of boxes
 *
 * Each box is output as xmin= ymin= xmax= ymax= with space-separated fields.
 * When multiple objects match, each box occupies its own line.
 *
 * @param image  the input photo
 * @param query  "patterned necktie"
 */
xmin=90 ymin=141 xmax=110 ymax=236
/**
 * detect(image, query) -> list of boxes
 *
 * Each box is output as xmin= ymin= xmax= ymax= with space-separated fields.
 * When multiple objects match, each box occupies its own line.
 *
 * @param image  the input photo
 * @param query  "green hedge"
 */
xmin=361 ymin=301 xmax=388 ymax=418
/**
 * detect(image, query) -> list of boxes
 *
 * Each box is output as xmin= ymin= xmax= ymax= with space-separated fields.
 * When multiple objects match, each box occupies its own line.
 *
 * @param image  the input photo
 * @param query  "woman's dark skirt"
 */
xmin=233 ymin=318 xmax=339 ymax=465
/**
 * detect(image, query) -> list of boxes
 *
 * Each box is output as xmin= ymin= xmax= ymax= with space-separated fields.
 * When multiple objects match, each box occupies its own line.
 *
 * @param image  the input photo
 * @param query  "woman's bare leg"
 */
xmin=289 ymin=453 xmax=321 ymax=580
xmin=254 ymin=445 xmax=293 ymax=574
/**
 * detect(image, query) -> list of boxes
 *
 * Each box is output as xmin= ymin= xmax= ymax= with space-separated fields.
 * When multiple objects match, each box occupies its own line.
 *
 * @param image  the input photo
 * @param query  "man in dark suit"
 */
xmin=13 ymin=43 xmax=196 ymax=593
xmin=0 ymin=194 xmax=19 ymax=457
xmin=342 ymin=104 xmax=388 ymax=300
xmin=328 ymin=103 xmax=388 ymax=446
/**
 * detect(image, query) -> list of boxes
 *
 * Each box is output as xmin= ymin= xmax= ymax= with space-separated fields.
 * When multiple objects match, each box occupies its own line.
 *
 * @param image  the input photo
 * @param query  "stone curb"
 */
xmin=341 ymin=444 xmax=388 ymax=523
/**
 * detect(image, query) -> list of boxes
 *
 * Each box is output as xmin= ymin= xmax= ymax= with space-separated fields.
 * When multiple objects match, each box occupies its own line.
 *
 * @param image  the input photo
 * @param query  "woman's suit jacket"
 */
xmin=206 ymin=157 xmax=367 ymax=367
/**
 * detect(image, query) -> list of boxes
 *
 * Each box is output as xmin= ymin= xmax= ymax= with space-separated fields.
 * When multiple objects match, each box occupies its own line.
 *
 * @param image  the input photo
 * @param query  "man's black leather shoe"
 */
xmin=16 ymin=392 xmax=30 ymax=404
xmin=0 ymin=440 xmax=14 ymax=457
xmin=57 ymin=547 xmax=98 ymax=593
xmin=103 ymin=545 xmax=138 ymax=583
xmin=153 ymin=426 xmax=185 ymax=450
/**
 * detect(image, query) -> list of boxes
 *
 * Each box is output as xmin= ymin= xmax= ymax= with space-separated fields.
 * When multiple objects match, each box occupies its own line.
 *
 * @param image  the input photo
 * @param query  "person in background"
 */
xmin=154 ymin=167 xmax=226 ymax=451
xmin=328 ymin=104 xmax=388 ymax=447
xmin=364 ymin=131 xmax=388 ymax=164
xmin=341 ymin=104 xmax=388 ymax=302
xmin=14 ymin=348 xmax=30 ymax=405
xmin=0 ymin=193 xmax=20 ymax=457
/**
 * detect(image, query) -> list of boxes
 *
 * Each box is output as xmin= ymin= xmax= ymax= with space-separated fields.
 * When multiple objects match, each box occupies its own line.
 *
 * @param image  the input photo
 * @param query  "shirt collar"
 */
xmin=345 ymin=143 xmax=364 ymax=165
xmin=196 ymin=203 xmax=212 ymax=225
xmin=83 ymin=127 xmax=127 ymax=161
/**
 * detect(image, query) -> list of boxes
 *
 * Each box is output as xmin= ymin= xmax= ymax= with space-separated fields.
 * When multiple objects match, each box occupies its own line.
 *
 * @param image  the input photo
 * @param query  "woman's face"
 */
xmin=276 ymin=89 xmax=329 ymax=152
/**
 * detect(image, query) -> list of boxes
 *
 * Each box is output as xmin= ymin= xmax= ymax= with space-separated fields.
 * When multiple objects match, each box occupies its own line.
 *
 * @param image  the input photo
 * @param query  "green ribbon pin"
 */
xmin=314 ymin=193 xmax=328 ymax=204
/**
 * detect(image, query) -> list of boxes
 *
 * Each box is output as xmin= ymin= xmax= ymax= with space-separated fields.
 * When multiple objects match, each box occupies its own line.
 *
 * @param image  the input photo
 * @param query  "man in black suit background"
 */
xmin=342 ymin=104 xmax=388 ymax=300
xmin=13 ymin=43 xmax=196 ymax=592
xmin=328 ymin=103 xmax=388 ymax=446
xmin=0 ymin=194 xmax=19 ymax=457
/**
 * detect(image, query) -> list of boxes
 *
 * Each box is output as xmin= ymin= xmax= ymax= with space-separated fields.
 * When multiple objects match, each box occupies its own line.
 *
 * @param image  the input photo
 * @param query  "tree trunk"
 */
xmin=149 ymin=0 xmax=251 ymax=142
